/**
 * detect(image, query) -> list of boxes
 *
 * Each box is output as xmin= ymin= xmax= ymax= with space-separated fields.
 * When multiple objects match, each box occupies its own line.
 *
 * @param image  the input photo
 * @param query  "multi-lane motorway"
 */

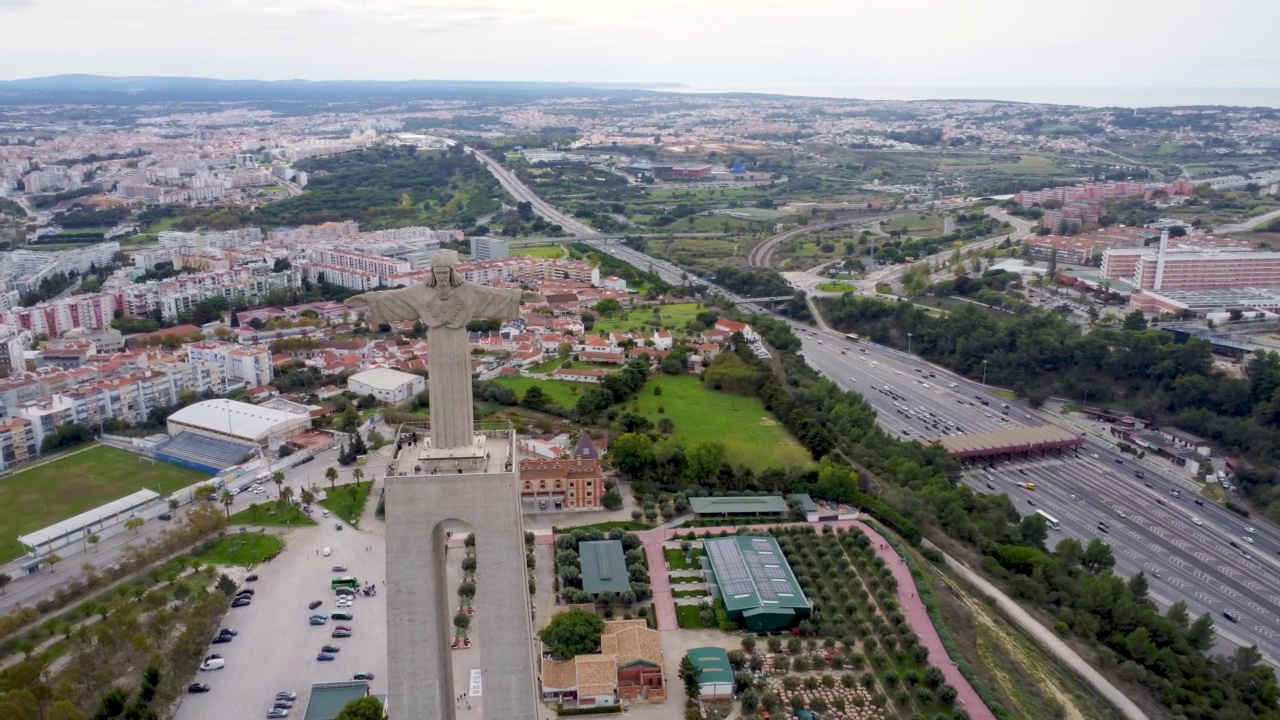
xmin=785 ymin=328 xmax=1280 ymax=664
xmin=488 ymin=157 xmax=1280 ymax=664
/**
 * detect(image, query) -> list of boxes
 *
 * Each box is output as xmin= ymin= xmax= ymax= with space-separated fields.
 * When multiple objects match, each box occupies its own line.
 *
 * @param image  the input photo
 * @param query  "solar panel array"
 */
xmin=705 ymin=538 xmax=756 ymax=597
xmin=743 ymin=541 xmax=794 ymax=600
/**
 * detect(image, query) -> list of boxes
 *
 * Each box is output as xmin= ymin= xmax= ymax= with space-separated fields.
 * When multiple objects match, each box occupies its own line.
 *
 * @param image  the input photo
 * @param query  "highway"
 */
xmin=747 ymin=212 xmax=907 ymax=268
xmin=467 ymin=147 xmax=595 ymax=237
xmin=597 ymin=238 xmax=1280 ymax=666
xmin=487 ymin=150 xmax=1280 ymax=663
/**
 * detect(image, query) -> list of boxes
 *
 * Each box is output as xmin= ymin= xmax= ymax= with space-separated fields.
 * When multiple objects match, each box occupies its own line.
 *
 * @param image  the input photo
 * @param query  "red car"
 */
xmin=334 ymin=625 xmax=353 ymax=632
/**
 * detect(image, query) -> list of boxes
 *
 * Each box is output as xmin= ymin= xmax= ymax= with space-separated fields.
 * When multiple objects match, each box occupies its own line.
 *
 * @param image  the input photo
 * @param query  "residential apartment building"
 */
xmin=306 ymin=248 xmax=411 ymax=286
xmin=1130 ymin=250 xmax=1280 ymax=291
xmin=186 ymin=342 xmax=273 ymax=388
xmin=1 ymin=293 xmax=117 ymax=338
xmin=0 ymin=417 xmax=37 ymax=469
xmin=158 ymin=227 xmax=263 ymax=250
xmin=0 ymin=324 xmax=32 ymax=376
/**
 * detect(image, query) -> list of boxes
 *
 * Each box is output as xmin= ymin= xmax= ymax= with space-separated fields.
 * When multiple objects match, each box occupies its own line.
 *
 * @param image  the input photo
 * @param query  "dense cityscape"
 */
xmin=2 ymin=16 xmax=1280 ymax=720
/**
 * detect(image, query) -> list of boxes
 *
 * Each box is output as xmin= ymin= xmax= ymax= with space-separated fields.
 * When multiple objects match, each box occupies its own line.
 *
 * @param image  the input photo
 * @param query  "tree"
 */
xmin=220 ymin=490 xmax=235 ymax=518
xmin=124 ymin=517 xmax=144 ymax=535
xmin=679 ymin=654 xmax=702 ymax=700
xmin=0 ymin=572 xmax=10 ymax=595
xmin=88 ymin=534 xmax=100 ymax=553
xmin=1046 ymin=247 xmax=1058 ymax=276
xmin=335 ymin=696 xmax=385 ymax=720
xmin=1081 ymin=538 xmax=1116 ymax=573
xmin=352 ymin=468 xmax=364 ymax=486
xmin=538 ymin=608 xmax=604 ymax=659
xmin=300 ymin=488 xmax=316 ymax=513
xmin=1122 ymin=309 xmax=1148 ymax=331
xmin=686 ymin=440 xmax=726 ymax=483
xmin=272 ymin=471 xmax=285 ymax=499
xmin=601 ymin=488 xmax=623 ymax=510
xmin=326 ymin=466 xmax=339 ymax=491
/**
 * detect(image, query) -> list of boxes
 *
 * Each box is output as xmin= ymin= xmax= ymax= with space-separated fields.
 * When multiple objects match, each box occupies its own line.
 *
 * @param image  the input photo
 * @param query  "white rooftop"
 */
xmin=19 ymin=489 xmax=160 ymax=550
xmin=168 ymin=399 xmax=309 ymax=442
xmin=348 ymin=367 xmax=423 ymax=391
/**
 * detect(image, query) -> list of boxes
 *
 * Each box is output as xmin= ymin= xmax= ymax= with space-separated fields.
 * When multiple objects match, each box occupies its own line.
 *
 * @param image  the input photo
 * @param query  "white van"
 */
xmin=201 ymin=658 xmax=225 ymax=671
xmin=323 ymin=547 xmax=333 ymax=557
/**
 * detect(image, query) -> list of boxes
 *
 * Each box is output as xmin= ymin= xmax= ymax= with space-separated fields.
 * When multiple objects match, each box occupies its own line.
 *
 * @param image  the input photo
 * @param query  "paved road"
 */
xmin=746 ymin=211 xmax=909 ymax=268
xmin=466 ymin=148 xmax=594 ymax=237
xmin=1217 ymin=207 xmax=1280 ymax=234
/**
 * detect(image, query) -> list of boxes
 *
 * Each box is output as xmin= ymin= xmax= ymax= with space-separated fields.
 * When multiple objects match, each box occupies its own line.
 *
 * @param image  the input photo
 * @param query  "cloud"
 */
xmin=0 ymin=0 xmax=35 ymax=7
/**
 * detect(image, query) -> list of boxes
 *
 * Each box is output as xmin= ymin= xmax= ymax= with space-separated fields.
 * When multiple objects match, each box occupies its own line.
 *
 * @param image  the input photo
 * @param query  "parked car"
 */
xmin=236 ymin=589 xmax=255 ymax=597
xmin=321 ymin=645 xmax=341 ymax=653
xmin=331 ymin=629 xmax=352 ymax=638
xmin=200 ymin=658 xmax=225 ymax=671
xmin=335 ymin=523 xmax=343 ymax=531
xmin=308 ymin=600 xmax=323 ymax=610
xmin=331 ymin=565 xmax=347 ymax=572
xmin=266 ymin=710 xmax=289 ymax=719
xmin=211 ymin=634 xmax=233 ymax=644
xmin=309 ymin=613 xmax=327 ymax=621
xmin=274 ymin=700 xmax=294 ymax=709
xmin=275 ymin=692 xmax=298 ymax=701
xmin=187 ymin=683 xmax=210 ymax=693
xmin=331 ymin=611 xmax=353 ymax=621
xmin=309 ymin=617 xmax=327 ymax=626
xmin=316 ymin=653 xmax=336 ymax=661
xmin=231 ymin=598 xmax=251 ymax=608
xmin=218 ymin=628 xmax=238 ymax=636
xmin=353 ymin=671 xmax=374 ymax=681
xmin=244 ymin=574 xmax=258 ymax=582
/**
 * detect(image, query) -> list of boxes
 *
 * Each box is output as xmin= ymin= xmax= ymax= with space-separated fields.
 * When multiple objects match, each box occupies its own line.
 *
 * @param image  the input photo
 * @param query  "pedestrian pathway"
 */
xmin=854 ymin=520 xmax=996 ymax=720
xmin=643 ymin=542 xmax=676 ymax=631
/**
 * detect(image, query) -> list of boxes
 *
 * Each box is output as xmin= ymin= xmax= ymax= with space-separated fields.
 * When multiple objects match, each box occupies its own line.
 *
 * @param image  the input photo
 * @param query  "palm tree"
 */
xmin=280 ymin=486 xmax=295 ymax=511
xmin=124 ymin=517 xmax=144 ymax=535
xmin=272 ymin=471 xmax=285 ymax=500
xmin=325 ymin=466 xmax=338 ymax=491
xmin=249 ymin=502 xmax=259 ymax=521
xmin=352 ymin=468 xmax=364 ymax=486
xmin=220 ymin=490 xmax=235 ymax=519
xmin=89 ymin=534 xmax=100 ymax=553
xmin=300 ymin=488 xmax=315 ymax=513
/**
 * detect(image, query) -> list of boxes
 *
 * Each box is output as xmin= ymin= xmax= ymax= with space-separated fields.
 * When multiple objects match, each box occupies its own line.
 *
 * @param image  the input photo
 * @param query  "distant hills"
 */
xmin=0 ymin=74 xmax=688 ymax=104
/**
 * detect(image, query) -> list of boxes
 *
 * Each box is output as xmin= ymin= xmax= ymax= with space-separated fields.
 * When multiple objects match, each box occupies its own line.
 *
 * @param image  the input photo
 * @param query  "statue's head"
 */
xmin=425 ymin=250 xmax=464 ymax=288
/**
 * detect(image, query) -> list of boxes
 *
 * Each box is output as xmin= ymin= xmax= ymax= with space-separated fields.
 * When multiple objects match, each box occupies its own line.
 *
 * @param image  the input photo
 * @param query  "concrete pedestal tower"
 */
xmin=385 ymin=426 xmax=538 ymax=719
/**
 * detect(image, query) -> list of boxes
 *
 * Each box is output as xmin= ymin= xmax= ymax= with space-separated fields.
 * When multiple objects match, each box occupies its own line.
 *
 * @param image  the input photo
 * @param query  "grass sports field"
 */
xmin=632 ymin=375 xmax=812 ymax=471
xmin=0 ymin=445 xmax=210 ymax=562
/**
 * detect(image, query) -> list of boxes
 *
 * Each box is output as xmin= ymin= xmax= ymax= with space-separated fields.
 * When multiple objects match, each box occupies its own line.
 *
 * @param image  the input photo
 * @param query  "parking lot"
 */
xmin=175 ymin=519 xmax=388 ymax=720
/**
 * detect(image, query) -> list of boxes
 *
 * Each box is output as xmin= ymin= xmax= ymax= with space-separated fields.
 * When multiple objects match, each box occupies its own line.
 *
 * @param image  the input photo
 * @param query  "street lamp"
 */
xmin=982 ymin=359 xmax=988 ymax=386
xmin=907 ymin=333 xmax=913 ymax=355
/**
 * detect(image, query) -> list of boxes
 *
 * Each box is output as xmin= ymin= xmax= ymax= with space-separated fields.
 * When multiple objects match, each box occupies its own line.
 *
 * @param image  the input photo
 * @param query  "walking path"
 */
xmin=643 ymin=542 xmax=676 ymax=631
xmin=853 ymin=521 xmax=995 ymax=720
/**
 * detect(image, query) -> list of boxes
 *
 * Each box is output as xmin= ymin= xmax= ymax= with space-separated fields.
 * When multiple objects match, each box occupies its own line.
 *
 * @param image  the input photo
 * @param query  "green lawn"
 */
xmin=632 ymin=375 xmax=812 ymax=471
xmin=554 ymin=520 xmax=652 ymax=533
xmin=665 ymin=547 xmax=702 ymax=570
xmin=673 ymin=589 xmax=710 ymax=598
xmin=0 ymin=445 xmax=210 ymax=562
xmin=198 ymin=532 xmax=282 ymax=567
xmin=591 ymin=302 xmax=706 ymax=336
xmin=319 ymin=482 xmax=373 ymax=528
xmin=512 ymin=244 xmax=567 ymax=259
xmin=817 ymin=282 xmax=858 ymax=292
xmin=228 ymin=501 xmax=316 ymax=528
xmin=493 ymin=375 xmax=585 ymax=409
xmin=883 ymin=213 xmax=945 ymax=236
xmin=675 ymin=604 xmax=707 ymax=629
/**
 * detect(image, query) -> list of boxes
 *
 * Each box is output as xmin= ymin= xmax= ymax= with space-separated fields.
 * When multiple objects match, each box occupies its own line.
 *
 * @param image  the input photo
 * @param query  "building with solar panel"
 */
xmin=700 ymin=535 xmax=811 ymax=632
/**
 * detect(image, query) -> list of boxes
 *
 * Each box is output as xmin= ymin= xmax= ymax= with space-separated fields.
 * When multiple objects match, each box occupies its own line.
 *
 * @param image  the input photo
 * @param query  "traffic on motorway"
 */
xmin=512 ymin=170 xmax=1280 ymax=664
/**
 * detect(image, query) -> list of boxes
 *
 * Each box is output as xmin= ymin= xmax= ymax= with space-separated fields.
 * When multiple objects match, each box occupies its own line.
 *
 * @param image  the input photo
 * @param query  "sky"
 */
xmin=1 ymin=0 xmax=1279 ymax=91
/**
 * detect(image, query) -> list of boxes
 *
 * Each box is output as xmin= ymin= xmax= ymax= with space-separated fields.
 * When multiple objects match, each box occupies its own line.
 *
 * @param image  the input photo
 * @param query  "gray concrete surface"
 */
xmin=173 ymin=522 xmax=388 ymax=720
xmin=385 ymin=431 xmax=537 ymax=720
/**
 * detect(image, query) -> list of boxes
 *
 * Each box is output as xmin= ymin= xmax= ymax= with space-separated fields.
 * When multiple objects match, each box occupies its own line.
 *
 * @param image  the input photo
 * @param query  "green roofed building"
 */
xmin=579 ymin=539 xmax=631 ymax=595
xmin=701 ymin=535 xmax=811 ymax=632
xmin=303 ymin=681 xmax=385 ymax=720
xmin=689 ymin=496 xmax=789 ymax=518
xmin=687 ymin=646 xmax=735 ymax=699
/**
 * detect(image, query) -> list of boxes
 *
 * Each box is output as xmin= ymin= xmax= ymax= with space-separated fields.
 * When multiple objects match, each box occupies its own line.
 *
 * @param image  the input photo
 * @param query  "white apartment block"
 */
xmin=268 ymin=220 xmax=360 ymax=245
xmin=158 ymin=227 xmax=263 ymax=250
xmin=457 ymin=257 xmax=601 ymax=287
xmin=0 ymin=324 xmax=32 ymax=376
xmin=306 ymin=247 xmax=411 ymax=285
xmin=294 ymin=261 xmax=381 ymax=291
xmin=186 ymin=342 xmax=273 ymax=389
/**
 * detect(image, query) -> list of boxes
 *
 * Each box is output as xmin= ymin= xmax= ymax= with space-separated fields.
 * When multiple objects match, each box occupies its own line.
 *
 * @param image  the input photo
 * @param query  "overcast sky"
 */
xmin=2 ymin=0 xmax=1278 ymax=90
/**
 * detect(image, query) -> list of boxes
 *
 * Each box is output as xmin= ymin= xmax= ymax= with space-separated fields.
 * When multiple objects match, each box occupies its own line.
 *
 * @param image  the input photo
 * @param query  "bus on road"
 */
xmin=331 ymin=576 xmax=360 ymax=589
xmin=844 ymin=333 xmax=860 ymax=342
xmin=1035 ymin=509 xmax=1061 ymax=531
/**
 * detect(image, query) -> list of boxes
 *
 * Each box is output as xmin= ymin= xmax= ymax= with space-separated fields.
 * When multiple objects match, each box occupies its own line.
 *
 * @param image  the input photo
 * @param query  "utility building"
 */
xmin=701 ymin=535 xmax=811 ymax=632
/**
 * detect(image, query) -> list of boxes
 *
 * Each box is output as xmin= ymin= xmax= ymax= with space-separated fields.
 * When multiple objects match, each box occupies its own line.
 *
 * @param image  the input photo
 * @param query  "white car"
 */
xmin=849 ymin=377 xmax=856 ymax=383
xmin=323 ymin=547 xmax=333 ymax=556
xmin=1191 ymin=517 xmax=1203 ymax=526
xmin=1243 ymin=536 xmax=1255 ymax=544
xmin=1246 ymin=526 xmax=1257 ymax=534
